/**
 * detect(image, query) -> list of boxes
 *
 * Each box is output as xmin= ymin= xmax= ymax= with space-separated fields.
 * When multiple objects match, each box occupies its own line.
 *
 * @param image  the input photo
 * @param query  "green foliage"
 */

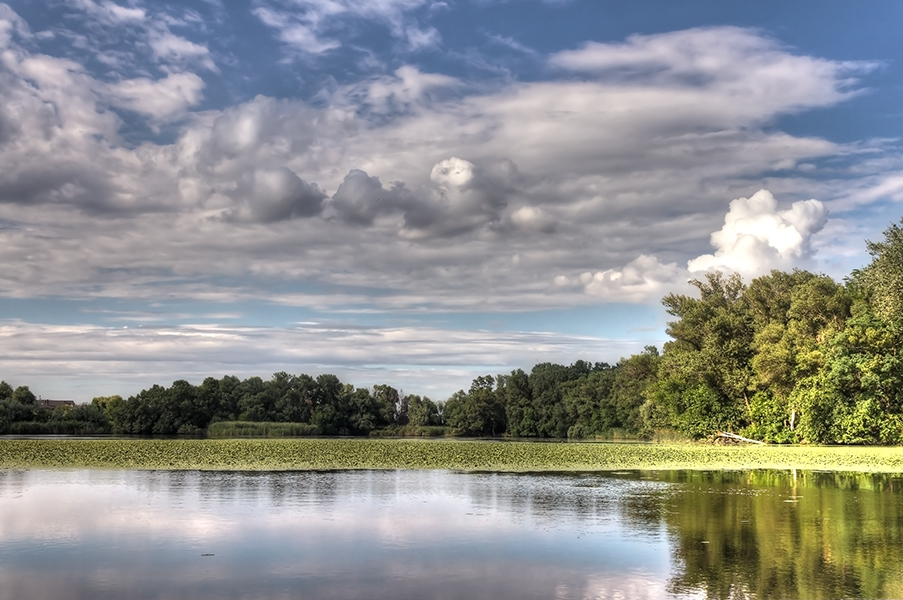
xmin=0 ymin=382 xmax=48 ymax=433
xmin=861 ymin=217 xmax=903 ymax=324
xmin=654 ymin=271 xmax=755 ymax=437
xmin=443 ymin=376 xmax=506 ymax=436
xmin=406 ymin=394 xmax=440 ymax=427
xmin=742 ymin=391 xmax=798 ymax=444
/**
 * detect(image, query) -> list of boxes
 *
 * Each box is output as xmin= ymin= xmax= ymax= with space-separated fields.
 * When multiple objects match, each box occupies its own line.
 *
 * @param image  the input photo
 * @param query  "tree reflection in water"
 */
xmin=637 ymin=470 xmax=903 ymax=599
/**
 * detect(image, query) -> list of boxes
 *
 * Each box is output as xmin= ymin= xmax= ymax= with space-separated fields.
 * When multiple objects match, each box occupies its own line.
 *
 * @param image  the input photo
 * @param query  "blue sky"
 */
xmin=1 ymin=0 xmax=902 ymax=402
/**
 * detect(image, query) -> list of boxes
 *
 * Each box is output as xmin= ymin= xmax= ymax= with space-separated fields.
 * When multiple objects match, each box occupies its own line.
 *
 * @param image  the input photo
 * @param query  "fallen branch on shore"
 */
xmin=713 ymin=431 xmax=766 ymax=445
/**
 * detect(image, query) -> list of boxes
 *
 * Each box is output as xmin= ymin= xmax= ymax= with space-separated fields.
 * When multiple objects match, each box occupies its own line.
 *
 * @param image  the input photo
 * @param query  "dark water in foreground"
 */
xmin=1 ymin=469 xmax=902 ymax=599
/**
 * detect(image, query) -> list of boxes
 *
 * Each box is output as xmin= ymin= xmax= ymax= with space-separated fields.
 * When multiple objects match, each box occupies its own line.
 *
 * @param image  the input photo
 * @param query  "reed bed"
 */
xmin=3 ymin=438 xmax=903 ymax=472
xmin=206 ymin=421 xmax=318 ymax=438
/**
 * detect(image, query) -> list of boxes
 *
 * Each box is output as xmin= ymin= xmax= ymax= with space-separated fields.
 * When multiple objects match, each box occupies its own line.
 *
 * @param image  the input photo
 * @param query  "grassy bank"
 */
xmin=3 ymin=438 xmax=903 ymax=472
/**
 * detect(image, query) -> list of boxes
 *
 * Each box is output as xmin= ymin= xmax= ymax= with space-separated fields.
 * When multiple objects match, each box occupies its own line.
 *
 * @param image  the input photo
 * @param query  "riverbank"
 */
xmin=3 ymin=438 xmax=903 ymax=472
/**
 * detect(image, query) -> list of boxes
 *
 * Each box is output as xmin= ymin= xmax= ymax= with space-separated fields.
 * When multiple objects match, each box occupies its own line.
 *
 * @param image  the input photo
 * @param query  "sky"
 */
xmin=1 ymin=0 xmax=902 ymax=403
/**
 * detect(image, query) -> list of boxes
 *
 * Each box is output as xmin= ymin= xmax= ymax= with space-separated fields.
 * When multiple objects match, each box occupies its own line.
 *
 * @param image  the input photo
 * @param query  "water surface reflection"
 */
xmin=1 ymin=469 xmax=901 ymax=599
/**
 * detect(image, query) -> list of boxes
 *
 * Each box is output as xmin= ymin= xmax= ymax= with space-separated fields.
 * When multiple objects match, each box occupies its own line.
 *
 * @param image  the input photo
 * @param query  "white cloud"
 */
xmin=64 ymin=0 xmax=217 ymax=76
xmin=562 ymin=189 xmax=830 ymax=302
xmin=359 ymin=65 xmax=458 ymax=113
xmin=108 ymin=72 xmax=205 ymax=121
xmin=577 ymin=255 xmax=687 ymax=303
xmin=252 ymin=6 xmax=340 ymax=54
xmin=550 ymin=26 xmax=869 ymax=117
xmin=510 ymin=206 xmax=556 ymax=234
xmin=71 ymin=0 xmax=147 ymax=25
xmin=405 ymin=25 xmax=441 ymax=50
xmin=253 ymin=0 xmax=431 ymax=56
xmin=687 ymin=189 xmax=828 ymax=274
xmin=0 ymin=4 xmax=30 ymax=46
xmin=148 ymin=30 xmax=217 ymax=72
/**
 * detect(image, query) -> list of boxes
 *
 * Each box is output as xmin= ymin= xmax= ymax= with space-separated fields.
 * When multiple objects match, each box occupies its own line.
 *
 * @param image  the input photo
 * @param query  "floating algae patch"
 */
xmin=3 ymin=438 xmax=903 ymax=472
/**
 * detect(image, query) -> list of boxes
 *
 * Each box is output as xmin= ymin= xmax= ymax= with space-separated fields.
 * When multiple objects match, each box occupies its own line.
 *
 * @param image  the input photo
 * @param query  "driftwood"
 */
xmin=712 ymin=431 xmax=766 ymax=445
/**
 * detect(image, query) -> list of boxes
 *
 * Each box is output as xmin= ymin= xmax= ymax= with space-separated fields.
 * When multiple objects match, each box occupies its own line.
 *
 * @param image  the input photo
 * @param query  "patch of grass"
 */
xmin=369 ymin=425 xmax=457 ymax=437
xmin=3 ymin=438 xmax=903 ymax=472
xmin=206 ymin=421 xmax=318 ymax=438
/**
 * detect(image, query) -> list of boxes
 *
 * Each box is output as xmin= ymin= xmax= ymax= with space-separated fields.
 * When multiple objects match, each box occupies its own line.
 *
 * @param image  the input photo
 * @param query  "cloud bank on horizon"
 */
xmin=0 ymin=0 xmax=901 ymax=400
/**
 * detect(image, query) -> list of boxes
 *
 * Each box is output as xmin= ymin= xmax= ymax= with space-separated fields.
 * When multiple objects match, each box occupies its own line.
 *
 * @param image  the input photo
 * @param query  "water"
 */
xmin=1 ymin=469 xmax=902 ymax=599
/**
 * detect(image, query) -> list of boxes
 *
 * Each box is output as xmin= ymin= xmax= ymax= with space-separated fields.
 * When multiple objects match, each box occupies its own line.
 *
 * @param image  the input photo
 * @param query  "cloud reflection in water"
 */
xmin=0 ymin=469 xmax=672 ymax=600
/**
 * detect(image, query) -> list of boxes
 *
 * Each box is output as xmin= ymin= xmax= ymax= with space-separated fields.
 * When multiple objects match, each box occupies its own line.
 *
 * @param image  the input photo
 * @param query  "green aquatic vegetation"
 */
xmin=3 ymin=438 xmax=903 ymax=472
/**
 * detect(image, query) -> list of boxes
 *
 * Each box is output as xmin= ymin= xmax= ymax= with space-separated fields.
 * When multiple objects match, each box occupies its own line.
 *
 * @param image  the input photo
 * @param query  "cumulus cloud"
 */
xmin=687 ymin=189 xmax=828 ymax=274
xmin=509 ymin=206 xmax=556 ymax=234
xmin=330 ymin=169 xmax=411 ymax=226
xmin=399 ymin=156 xmax=518 ymax=238
xmin=224 ymin=167 xmax=326 ymax=223
xmin=559 ymin=255 xmax=686 ymax=303
xmin=560 ymin=189 xmax=830 ymax=302
xmin=328 ymin=156 xmax=521 ymax=237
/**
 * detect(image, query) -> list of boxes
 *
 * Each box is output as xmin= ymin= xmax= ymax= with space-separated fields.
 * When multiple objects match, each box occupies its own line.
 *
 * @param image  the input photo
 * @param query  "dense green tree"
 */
xmin=406 ymin=394 xmax=440 ymax=427
xmin=497 ymin=369 xmax=533 ymax=436
xmin=237 ymin=376 xmax=276 ymax=422
xmin=652 ymin=272 xmax=754 ymax=437
xmin=790 ymin=300 xmax=903 ymax=444
xmin=346 ymin=386 xmax=387 ymax=434
xmin=444 ymin=376 xmax=505 ymax=436
xmin=608 ymin=347 xmax=660 ymax=433
xmin=528 ymin=363 xmax=578 ymax=437
xmin=11 ymin=385 xmax=36 ymax=405
xmin=373 ymin=384 xmax=403 ymax=425
xmin=743 ymin=271 xmax=851 ymax=442
xmin=275 ymin=373 xmax=315 ymax=423
xmin=860 ymin=217 xmax=903 ymax=324
xmin=561 ymin=367 xmax=617 ymax=438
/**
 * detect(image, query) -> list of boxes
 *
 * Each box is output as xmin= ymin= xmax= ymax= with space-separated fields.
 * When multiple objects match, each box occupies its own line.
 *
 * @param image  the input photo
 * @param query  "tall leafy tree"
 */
xmin=652 ymin=271 xmax=753 ymax=437
xmin=861 ymin=217 xmax=903 ymax=324
xmin=744 ymin=271 xmax=850 ymax=441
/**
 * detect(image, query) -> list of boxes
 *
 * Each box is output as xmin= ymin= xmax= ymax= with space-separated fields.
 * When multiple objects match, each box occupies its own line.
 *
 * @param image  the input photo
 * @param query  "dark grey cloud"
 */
xmin=329 ymin=157 xmax=522 ymax=238
xmin=330 ymin=169 xmax=408 ymax=226
xmin=225 ymin=166 xmax=326 ymax=223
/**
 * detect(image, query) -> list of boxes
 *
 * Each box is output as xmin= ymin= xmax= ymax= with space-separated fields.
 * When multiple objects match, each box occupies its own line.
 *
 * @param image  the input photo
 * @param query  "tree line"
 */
xmin=3 ymin=217 xmax=903 ymax=444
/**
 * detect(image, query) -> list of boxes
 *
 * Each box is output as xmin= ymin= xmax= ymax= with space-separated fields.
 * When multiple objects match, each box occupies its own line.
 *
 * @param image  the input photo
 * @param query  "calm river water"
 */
xmin=1 ymin=468 xmax=902 ymax=599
